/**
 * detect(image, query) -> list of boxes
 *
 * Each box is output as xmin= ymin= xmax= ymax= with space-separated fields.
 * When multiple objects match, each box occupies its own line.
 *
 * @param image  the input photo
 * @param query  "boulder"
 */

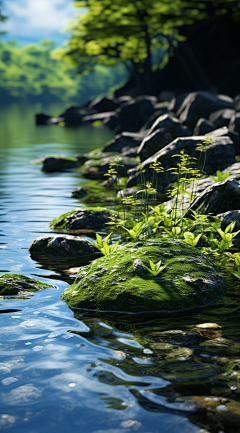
xmin=70 ymin=187 xmax=88 ymax=199
xmin=114 ymin=96 xmax=157 ymax=133
xmin=218 ymin=210 xmax=240 ymax=237
xmin=36 ymin=113 xmax=53 ymax=125
xmin=234 ymin=94 xmax=240 ymax=112
xmin=102 ymin=131 xmax=144 ymax=154
xmin=0 ymin=274 xmax=54 ymax=296
xmin=177 ymin=92 xmax=234 ymax=130
xmin=29 ymin=235 xmax=101 ymax=259
xmin=120 ymin=146 xmax=139 ymax=158
xmin=61 ymin=239 xmax=227 ymax=313
xmin=49 ymin=208 xmax=114 ymax=231
xmin=148 ymin=113 xmax=191 ymax=136
xmin=81 ymin=111 xmax=116 ymax=125
xmin=41 ymin=156 xmax=86 ymax=173
xmin=208 ymin=126 xmax=240 ymax=155
xmin=58 ymin=106 xmax=84 ymax=126
xmin=209 ymin=108 xmax=236 ymax=129
xmin=140 ymin=110 xmax=167 ymax=132
xmin=167 ymin=94 xmax=188 ymax=114
xmin=185 ymin=178 xmax=240 ymax=217
xmin=229 ymin=112 xmax=240 ymax=134
xmin=80 ymin=156 xmax=139 ymax=180
xmin=88 ymin=96 xmax=119 ymax=112
xmin=127 ymin=136 xmax=235 ymax=194
xmin=138 ymin=114 xmax=191 ymax=161
xmin=193 ymin=118 xmax=215 ymax=136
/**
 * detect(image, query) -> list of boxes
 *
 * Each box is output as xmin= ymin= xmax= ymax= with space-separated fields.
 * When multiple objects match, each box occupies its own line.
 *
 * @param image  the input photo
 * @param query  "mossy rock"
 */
xmin=0 ymin=274 xmax=54 ymax=296
xmin=50 ymin=207 xmax=116 ymax=231
xmin=61 ymin=239 xmax=227 ymax=313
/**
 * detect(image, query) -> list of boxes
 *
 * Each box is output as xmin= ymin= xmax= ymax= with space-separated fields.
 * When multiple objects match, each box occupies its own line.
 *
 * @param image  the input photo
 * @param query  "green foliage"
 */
xmin=0 ymin=40 xmax=127 ymax=103
xmin=95 ymin=232 xmax=120 ymax=255
xmin=58 ymin=0 xmax=240 ymax=93
xmin=143 ymin=259 xmax=167 ymax=276
xmin=210 ymin=170 xmax=230 ymax=182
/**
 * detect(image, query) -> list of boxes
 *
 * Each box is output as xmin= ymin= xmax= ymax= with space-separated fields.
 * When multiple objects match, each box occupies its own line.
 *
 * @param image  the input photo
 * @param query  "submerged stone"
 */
xmin=61 ymin=239 xmax=227 ymax=313
xmin=0 ymin=274 xmax=54 ymax=296
xmin=49 ymin=208 xmax=115 ymax=231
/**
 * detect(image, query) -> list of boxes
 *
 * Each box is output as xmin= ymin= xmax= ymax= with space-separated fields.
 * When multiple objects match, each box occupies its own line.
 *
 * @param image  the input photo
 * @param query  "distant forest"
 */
xmin=0 ymin=40 xmax=128 ymax=104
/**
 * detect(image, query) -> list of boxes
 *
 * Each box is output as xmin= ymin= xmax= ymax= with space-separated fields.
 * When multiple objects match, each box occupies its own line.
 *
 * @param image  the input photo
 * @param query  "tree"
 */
xmin=0 ymin=1 xmax=7 ymax=35
xmin=57 ymin=0 xmax=240 ymax=95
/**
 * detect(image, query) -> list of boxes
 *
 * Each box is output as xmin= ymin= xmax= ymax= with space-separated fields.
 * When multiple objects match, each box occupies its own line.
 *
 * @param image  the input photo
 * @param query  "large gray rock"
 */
xmin=234 ymin=95 xmax=240 ymax=112
xmin=229 ymin=112 xmax=240 ymax=134
xmin=29 ymin=235 xmax=101 ymax=258
xmin=81 ymin=111 xmax=116 ymax=124
xmin=114 ymin=96 xmax=157 ymax=133
xmin=102 ymin=131 xmax=144 ymax=153
xmin=80 ymin=155 xmax=139 ymax=180
xmin=193 ymin=118 xmax=215 ymax=136
xmin=127 ymin=136 xmax=235 ymax=194
xmin=185 ymin=179 xmax=240 ymax=217
xmin=177 ymin=92 xmax=234 ymax=130
xmin=138 ymin=113 xmax=191 ymax=161
xmin=209 ymin=108 xmax=235 ymax=129
xmin=88 ymin=96 xmax=119 ymax=112
xmin=40 ymin=155 xmax=87 ymax=173
xmin=168 ymin=93 xmax=188 ymax=114
xmin=49 ymin=208 xmax=114 ymax=231
xmin=209 ymin=126 xmax=240 ymax=155
xmin=218 ymin=210 xmax=240 ymax=238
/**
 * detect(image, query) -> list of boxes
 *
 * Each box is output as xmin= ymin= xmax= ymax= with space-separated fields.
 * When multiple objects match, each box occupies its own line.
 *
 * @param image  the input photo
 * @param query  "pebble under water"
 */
xmin=0 ymin=103 xmax=240 ymax=433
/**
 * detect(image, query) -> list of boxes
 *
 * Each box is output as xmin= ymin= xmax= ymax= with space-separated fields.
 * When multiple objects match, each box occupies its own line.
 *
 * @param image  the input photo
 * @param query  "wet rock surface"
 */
xmin=0 ymin=274 xmax=54 ymax=296
xmin=127 ymin=136 xmax=235 ymax=193
xmin=49 ymin=208 xmax=114 ymax=231
xmin=29 ymin=234 xmax=101 ymax=259
xmin=61 ymin=239 xmax=227 ymax=313
xmin=185 ymin=178 xmax=240 ymax=217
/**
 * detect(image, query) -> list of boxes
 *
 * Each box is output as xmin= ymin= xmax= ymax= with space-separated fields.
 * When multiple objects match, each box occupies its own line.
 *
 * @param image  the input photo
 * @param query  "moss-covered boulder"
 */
xmin=0 ymin=274 xmax=54 ymax=296
xmin=61 ymin=239 xmax=227 ymax=313
xmin=50 ymin=208 xmax=115 ymax=231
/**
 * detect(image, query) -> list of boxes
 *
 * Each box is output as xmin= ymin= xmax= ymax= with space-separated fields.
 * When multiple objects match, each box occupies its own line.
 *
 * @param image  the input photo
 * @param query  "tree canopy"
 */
xmin=57 ymin=0 xmax=240 ymax=93
xmin=0 ymin=40 xmax=127 ymax=104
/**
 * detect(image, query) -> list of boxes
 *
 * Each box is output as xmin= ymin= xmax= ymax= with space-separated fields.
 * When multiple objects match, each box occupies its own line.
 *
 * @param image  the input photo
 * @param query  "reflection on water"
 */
xmin=0 ymin=103 xmax=240 ymax=433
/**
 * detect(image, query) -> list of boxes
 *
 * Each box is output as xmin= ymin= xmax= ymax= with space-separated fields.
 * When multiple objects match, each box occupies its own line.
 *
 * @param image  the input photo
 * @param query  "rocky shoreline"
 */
xmin=2 ymin=90 xmax=240 ymax=314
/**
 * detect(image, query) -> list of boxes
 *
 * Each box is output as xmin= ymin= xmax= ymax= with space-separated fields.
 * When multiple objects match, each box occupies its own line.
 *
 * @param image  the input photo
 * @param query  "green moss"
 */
xmin=0 ymin=274 xmax=54 ymax=296
xmin=61 ymin=239 xmax=227 ymax=313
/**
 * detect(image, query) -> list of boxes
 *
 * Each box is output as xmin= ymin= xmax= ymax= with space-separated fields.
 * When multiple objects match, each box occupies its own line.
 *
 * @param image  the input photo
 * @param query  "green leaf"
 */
xmin=149 ymin=260 xmax=155 ymax=271
xmin=96 ymin=233 xmax=103 ymax=247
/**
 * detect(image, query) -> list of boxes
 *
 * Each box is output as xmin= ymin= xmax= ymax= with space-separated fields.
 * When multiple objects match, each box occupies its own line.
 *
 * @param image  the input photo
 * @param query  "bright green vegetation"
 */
xmin=0 ymin=273 xmax=54 ymax=296
xmin=0 ymin=40 xmax=127 ymax=103
xmin=57 ymin=0 xmax=240 ymax=94
xmin=61 ymin=239 xmax=227 ymax=312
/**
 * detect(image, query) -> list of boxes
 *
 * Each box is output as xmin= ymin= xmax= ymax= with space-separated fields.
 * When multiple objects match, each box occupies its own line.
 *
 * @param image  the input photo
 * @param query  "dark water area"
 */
xmin=1 ymin=103 xmax=240 ymax=433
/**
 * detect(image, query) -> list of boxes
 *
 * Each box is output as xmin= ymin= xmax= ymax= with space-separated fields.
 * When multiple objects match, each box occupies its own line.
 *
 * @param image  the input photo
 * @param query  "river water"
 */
xmin=1 ymin=103 xmax=240 ymax=433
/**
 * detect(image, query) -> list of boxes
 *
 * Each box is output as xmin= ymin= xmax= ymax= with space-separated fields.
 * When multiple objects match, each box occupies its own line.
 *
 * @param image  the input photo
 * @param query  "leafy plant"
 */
xmin=143 ymin=260 xmax=167 ymax=276
xmin=210 ymin=170 xmax=230 ymax=183
xmin=95 ymin=233 xmax=120 ymax=255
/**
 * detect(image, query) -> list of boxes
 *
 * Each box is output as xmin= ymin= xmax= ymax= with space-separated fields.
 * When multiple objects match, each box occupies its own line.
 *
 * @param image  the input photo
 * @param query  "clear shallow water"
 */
xmin=0 ymin=104 xmax=240 ymax=433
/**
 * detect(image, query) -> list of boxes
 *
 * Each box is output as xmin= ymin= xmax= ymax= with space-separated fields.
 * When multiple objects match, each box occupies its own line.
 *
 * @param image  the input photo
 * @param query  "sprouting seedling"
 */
xmin=95 ymin=233 xmax=120 ymax=255
xmin=143 ymin=259 xmax=167 ymax=276
xmin=122 ymin=220 xmax=149 ymax=240
xmin=216 ymin=221 xmax=240 ymax=252
xmin=210 ymin=170 xmax=230 ymax=183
